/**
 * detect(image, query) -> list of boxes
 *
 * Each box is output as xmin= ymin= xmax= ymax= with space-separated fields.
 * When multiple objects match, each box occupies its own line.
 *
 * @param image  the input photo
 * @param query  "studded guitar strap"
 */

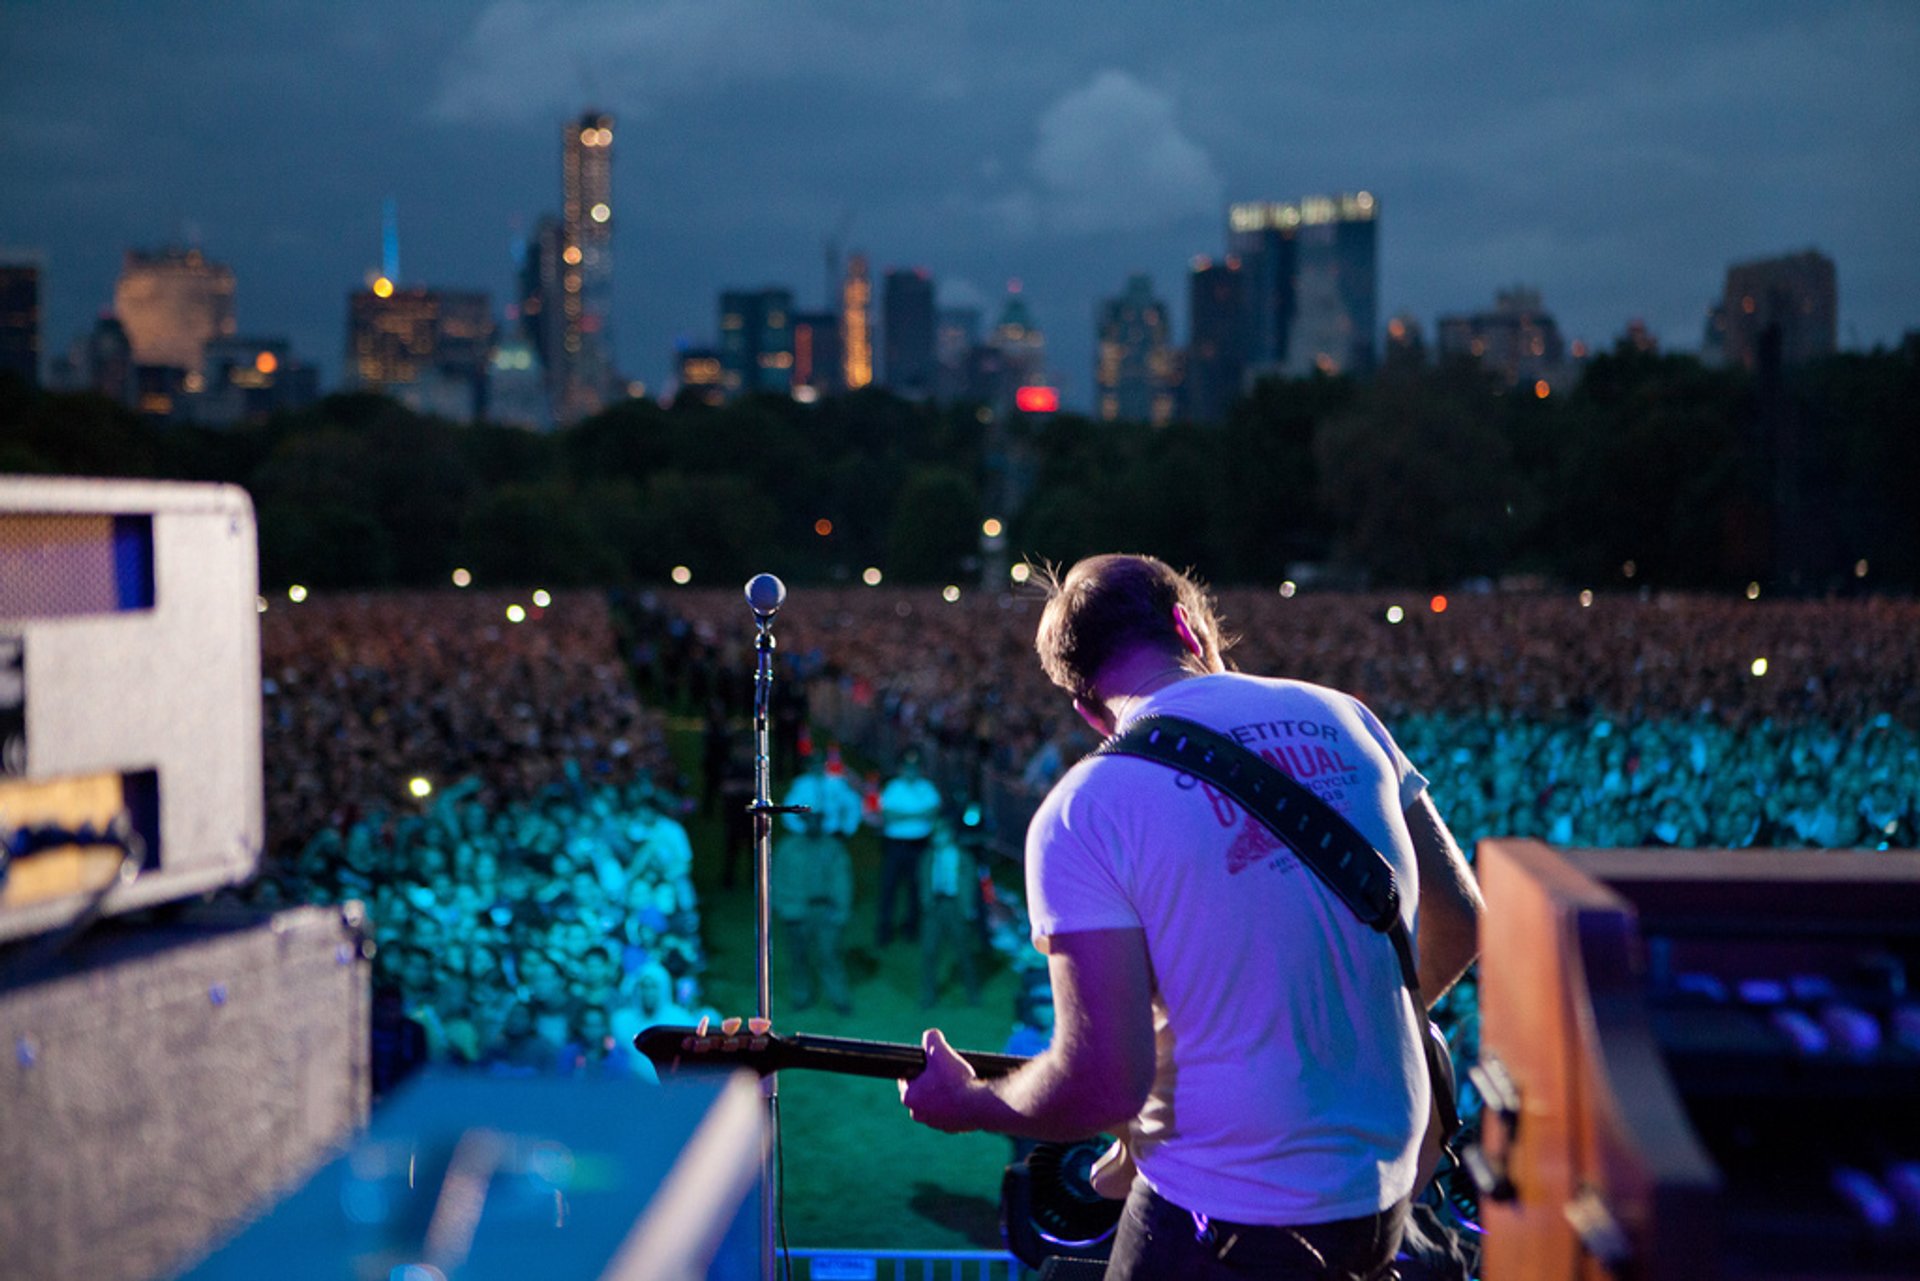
xmin=1092 ymin=713 xmax=1461 ymax=1143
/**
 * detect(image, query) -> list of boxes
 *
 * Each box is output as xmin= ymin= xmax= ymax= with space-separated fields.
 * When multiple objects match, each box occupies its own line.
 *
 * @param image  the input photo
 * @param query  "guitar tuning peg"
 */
xmin=721 ymin=1016 xmax=743 ymax=1036
xmin=748 ymin=1017 xmax=772 ymax=1035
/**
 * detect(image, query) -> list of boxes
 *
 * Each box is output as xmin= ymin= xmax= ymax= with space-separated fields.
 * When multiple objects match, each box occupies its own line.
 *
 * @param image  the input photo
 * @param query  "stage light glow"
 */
xmin=563 ymin=246 xmax=582 ymax=265
xmin=1386 ymin=605 xmax=1405 ymax=624
xmin=451 ymin=568 xmax=472 ymax=587
xmin=372 ymin=276 xmax=394 ymax=299
xmin=590 ymin=203 xmax=610 ymax=223
xmin=862 ymin=567 xmax=883 ymax=586
xmin=1010 ymin=563 xmax=1033 ymax=584
xmin=1855 ymin=559 xmax=1869 ymax=578
xmin=1534 ymin=380 xmax=1550 ymax=399
xmin=408 ymin=777 xmax=433 ymax=799
xmin=942 ymin=585 xmax=961 ymax=602
xmin=256 ymin=596 xmax=268 ymax=613
xmin=1279 ymin=581 xmax=1297 ymax=598
xmin=670 ymin=566 xmax=692 ymax=585
xmin=1751 ymin=657 xmax=1769 ymax=677
xmin=1746 ymin=582 xmax=1761 ymax=600
xmin=814 ymin=518 xmax=833 ymax=536
xmin=532 ymin=589 xmax=552 ymax=607
xmin=506 ymin=604 xmax=526 ymax=623
xmin=255 ymin=351 xmax=278 ymax=374
xmin=982 ymin=518 xmax=1004 ymax=538
xmin=1579 ymin=589 xmax=1594 ymax=607
xmin=288 ymin=584 xmax=308 ymax=603
xmin=1622 ymin=560 xmax=1637 ymax=579
xmin=1430 ymin=595 xmax=1448 ymax=614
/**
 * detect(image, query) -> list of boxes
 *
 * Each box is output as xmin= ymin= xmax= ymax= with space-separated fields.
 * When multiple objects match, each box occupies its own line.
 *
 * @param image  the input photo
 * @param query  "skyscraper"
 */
xmin=517 ymin=215 xmax=564 ymax=393
xmin=558 ymin=111 xmax=615 ymax=421
xmin=1228 ymin=192 xmax=1377 ymax=378
xmin=1185 ymin=256 xmax=1246 ymax=423
xmin=0 ymin=261 xmax=38 ymax=386
xmin=488 ymin=337 xmax=552 ymax=430
xmin=841 ymin=253 xmax=873 ymax=390
xmin=346 ymin=286 xmax=496 ymax=420
xmin=790 ymin=310 xmax=843 ymax=399
xmin=676 ymin=345 xmax=726 ymax=407
xmin=188 ymin=337 xmax=319 ymax=426
xmin=718 ymin=288 xmax=794 ymax=397
xmin=113 ymin=247 xmax=236 ymax=375
xmin=1226 ymin=209 xmax=1296 ymax=378
xmin=86 ymin=315 xmax=136 ymax=406
xmin=935 ymin=306 xmax=981 ymax=403
xmin=1436 ymin=287 xmax=1568 ymax=390
xmin=1095 ymin=274 xmax=1176 ymax=425
xmin=1703 ymin=249 xmax=1837 ymax=372
xmin=989 ymin=283 xmax=1046 ymax=413
xmin=881 ymin=268 xmax=936 ymax=399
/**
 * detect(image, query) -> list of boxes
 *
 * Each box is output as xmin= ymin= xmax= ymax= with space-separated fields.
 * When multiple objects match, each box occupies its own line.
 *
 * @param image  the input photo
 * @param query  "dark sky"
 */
xmin=3 ymin=1 xmax=1916 ymax=409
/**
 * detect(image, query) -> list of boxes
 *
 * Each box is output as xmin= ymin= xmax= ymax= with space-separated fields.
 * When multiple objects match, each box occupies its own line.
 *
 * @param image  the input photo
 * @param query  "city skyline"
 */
xmin=2 ymin=2 xmax=1916 ymax=410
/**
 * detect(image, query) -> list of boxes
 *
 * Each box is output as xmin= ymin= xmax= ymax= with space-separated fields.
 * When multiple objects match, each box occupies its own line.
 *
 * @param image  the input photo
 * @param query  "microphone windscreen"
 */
xmin=745 ymin=573 xmax=787 ymax=617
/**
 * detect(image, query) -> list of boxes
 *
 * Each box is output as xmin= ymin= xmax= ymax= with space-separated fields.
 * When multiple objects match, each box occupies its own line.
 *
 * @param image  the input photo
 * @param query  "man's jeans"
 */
xmin=1104 ymin=1182 xmax=1409 ymax=1280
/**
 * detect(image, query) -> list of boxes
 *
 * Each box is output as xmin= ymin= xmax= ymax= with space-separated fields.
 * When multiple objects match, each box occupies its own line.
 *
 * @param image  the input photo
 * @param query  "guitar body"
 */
xmin=635 ymin=1020 xmax=1443 ymax=1261
xmin=635 ymin=1021 xmax=1120 ymax=1271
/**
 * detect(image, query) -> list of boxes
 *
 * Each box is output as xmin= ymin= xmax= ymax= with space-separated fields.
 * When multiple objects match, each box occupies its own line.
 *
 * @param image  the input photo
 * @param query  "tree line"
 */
xmin=1 ymin=334 xmax=1913 ymax=594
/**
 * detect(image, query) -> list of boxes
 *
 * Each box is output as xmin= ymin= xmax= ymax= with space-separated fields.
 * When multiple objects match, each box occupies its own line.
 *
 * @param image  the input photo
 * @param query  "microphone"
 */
xmin=744 ymin=573 xmax=786 ymax=621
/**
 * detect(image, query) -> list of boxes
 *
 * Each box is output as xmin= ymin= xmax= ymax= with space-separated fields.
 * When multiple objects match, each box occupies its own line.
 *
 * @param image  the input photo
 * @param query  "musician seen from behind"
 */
xmin=901 ymin=554 xmax=1484 ymax=1280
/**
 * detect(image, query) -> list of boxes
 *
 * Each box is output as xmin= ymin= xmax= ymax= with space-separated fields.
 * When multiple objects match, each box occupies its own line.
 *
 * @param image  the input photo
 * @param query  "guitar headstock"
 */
xmin=636 ymin=1016 xmax=783 ymax=1077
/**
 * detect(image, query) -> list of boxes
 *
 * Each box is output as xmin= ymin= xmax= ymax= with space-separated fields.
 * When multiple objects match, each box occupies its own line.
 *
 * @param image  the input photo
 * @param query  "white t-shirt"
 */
xmin=1026 ymin=673 xmax=1430 ymax=1224
xmin=879 ymin=775 xmax=941 ymax=840
xmin=782 ymin=772 xmax=864 ymax=837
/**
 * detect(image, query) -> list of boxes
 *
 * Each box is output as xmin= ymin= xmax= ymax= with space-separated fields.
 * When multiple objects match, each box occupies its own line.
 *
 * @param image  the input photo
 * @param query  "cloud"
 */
xmin=428 ymin=0 xmax=948 ymax=125
xmin=1013 ymin=70 xmax=1223 ymax=235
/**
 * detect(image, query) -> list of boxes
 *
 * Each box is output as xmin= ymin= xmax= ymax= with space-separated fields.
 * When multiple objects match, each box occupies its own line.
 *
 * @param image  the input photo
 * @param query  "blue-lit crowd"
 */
xmin=252 ymin=591 xmax=710 ymax=1086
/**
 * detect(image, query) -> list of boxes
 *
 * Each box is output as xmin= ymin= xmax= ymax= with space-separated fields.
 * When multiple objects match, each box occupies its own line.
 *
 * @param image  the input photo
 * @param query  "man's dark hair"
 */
xmin=1034 ymin=554 xmax=1232 ymax=703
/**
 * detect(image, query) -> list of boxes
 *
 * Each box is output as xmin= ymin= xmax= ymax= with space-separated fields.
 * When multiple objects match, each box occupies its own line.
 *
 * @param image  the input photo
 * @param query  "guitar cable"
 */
xmin=774 ymin=1093 xmax=794 ymax=1280
xmin=0 ymin=815 xmax=144 ymax=987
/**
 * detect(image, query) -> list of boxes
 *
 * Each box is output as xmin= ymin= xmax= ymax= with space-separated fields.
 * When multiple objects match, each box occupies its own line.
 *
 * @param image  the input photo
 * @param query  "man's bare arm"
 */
xmin=1406 ymin=791 xmax=1484 ymax=1006
xmin=901 ymin=926 xmax=1155 ymax=1140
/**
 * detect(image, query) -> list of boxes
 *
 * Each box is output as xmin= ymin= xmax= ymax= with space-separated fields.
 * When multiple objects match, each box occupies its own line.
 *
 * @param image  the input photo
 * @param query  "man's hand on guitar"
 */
xmin=898 ymin=1027 xmax=984 ymax=1133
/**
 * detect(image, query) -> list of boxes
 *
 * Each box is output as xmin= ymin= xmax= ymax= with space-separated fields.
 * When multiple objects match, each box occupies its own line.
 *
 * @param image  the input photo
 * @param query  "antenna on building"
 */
xmin=382 ymin=197 xmax=400 ymax=283
xmin=825 ymin=208 xmax=855 ymax=313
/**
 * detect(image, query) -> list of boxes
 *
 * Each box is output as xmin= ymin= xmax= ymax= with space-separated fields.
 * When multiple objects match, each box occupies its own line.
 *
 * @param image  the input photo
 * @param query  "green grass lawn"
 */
xmin=671 ymin=724 xmax=1026 ymax=1250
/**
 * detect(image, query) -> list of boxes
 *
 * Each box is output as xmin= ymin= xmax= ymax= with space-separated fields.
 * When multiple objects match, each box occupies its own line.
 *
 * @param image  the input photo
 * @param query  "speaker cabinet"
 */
xmin=0 ymin=904 xmax=369 ymax=1281
xmin=0 ymin=477 xmax=263 ymax=943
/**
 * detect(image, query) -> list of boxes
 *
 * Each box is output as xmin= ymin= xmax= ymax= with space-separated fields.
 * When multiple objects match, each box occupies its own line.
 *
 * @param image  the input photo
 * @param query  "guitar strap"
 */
xmin=1091 ymin=713 xmax=1462 ymax=1144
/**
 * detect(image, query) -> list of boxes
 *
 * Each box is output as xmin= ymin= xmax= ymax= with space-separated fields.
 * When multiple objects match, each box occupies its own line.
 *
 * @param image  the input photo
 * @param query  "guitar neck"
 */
xmin=635 ymin=1023 xmax=1030 ymax=1081
xmin=783 ymin=1032 xmax=1028 ymax=1080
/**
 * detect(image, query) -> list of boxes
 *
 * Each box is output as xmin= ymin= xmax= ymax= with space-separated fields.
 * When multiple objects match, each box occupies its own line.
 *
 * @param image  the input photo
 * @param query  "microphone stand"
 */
xmin=745 ymin=575 xmax=804 ymax=1281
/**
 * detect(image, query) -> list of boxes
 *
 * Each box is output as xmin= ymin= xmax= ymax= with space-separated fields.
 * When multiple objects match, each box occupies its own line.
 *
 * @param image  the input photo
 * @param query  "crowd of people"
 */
xmin=649 ymin=584 xmax=1920 ymax=860
xmin=248 ymin=581 xmax=1919 ymax=1094
xmin=252 ymin=590 xmax=711 ymax=1087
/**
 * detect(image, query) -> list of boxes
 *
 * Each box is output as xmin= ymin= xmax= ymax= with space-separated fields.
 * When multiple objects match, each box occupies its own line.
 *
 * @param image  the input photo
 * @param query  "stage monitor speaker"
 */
xmin=0 ymin=903 xmax=369 ymax=1281
xmin=181 ymin=1070 xmax=766 ymax=1281
xmin=0 ymin=476 xmax=262 ymax=943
